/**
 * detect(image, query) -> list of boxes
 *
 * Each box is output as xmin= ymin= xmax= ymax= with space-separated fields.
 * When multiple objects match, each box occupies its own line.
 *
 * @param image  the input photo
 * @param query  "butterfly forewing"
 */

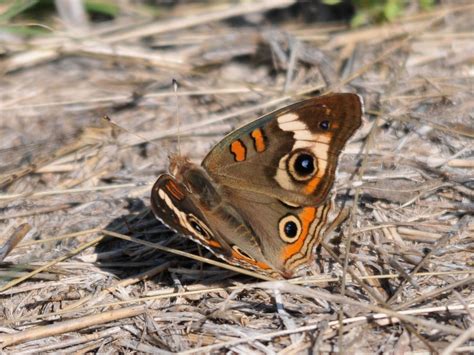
xmin=151 ymin=169 xmax=275 ymax=274
xmin=202 ymin=93 xmax=362 ymax=207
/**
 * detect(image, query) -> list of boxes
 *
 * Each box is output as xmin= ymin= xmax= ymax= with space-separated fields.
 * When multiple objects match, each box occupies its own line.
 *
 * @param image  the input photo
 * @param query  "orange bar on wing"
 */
xmin=231 ymin=250 xmax=272 ymax=270
xmin=230 ymin=140 xmax=246 ymax=162
xmin=304 ymin=175 xmax=321 ymax=195
xmin=251 ymin=128 xmax=266 ymax=152
xmin=207 ymin=240 xmax=222 ymax=249
xmin=166 ymin=180 xmax=185 ymax=200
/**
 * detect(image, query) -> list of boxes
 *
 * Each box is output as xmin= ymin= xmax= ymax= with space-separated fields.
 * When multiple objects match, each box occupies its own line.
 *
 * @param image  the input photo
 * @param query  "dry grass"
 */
xmin=0 ymin=1 xmax=473 ymax=353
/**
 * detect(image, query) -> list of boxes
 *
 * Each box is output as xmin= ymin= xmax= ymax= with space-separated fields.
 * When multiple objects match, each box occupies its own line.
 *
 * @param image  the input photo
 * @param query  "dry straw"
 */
xmin=0 ymin=1 xmax=473 ymax=353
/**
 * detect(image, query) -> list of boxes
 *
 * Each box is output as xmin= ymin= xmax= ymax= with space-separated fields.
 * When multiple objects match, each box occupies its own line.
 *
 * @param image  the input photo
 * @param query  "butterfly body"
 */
xmin=151 ymin=93 xmax=363 ymax=278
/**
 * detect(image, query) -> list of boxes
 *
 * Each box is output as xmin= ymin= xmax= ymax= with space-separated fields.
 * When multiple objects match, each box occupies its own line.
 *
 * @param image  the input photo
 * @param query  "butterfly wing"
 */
xmin=202 ymin=93 xmax=363 ymax=207
xmin=150 ymin=171 xmax=276 ymax=275
xmin=220 ymin=187 xmax=335 ymax=276
xmin=151 ymin=172 xmax=334 ymax=277
xmin=151 ymin=94 xmax=362 ymax=277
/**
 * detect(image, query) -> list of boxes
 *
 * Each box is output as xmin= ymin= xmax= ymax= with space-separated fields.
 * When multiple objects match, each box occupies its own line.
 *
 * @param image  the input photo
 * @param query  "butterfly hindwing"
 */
xmin=220 ymin=187 xmax=334 ymax=276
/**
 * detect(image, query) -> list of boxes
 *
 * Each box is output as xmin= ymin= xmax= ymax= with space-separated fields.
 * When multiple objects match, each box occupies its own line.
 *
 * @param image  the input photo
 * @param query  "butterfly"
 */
xmin=150 ymin=93 xmax=363 ymax=278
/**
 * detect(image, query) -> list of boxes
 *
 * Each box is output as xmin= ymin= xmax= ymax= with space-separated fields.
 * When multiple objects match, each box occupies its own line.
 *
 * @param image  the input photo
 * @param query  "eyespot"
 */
xmin=319 ymin=120 xmax=330 ymax=130
xmin=190 ymin=221 xmax=204 ymax=234
xmin=278 ymin=214 xmax=302 ymax=243
xmin=287 ymin=150 xmax=318 ymax=181
xmin=232 ymin=245 xmax=256 ymax=261
xmin=187 ymin=215 xmax=213 ymax=240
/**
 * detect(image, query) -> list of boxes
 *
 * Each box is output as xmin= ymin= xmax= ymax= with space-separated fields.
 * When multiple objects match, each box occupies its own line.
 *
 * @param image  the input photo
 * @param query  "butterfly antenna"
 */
xmin=173 ymin=78 xmax=181 ymax=156
xmin=102 ymin=115 xmax=160 ymax=148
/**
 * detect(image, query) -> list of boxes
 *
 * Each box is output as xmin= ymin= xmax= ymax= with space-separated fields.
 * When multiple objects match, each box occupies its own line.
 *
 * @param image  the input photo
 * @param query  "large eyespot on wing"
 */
xmin=201 ymin=93 xmax=362 ymax=207
xmin=273 ymin=93 xmax=363 ymax=205
xmin=286 ymin=149 xmax=318 ymax=182
xmin=278 ymin=202 xmax=333 ymax=273
xmin=278 ymin=214 xmax=302 ymax=243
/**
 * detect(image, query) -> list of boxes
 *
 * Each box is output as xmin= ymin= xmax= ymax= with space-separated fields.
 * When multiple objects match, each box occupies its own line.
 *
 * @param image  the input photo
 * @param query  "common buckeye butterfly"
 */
xmin=151 ymin=93 xmax=363 ymax=278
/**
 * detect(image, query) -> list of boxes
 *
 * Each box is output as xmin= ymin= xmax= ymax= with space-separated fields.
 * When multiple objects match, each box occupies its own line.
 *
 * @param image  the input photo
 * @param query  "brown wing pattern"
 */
xmin=151 ymin=169 xmax=275 ymax=275
xmin=203 ymin=93 xmax=363 ymax=206
xmin=151 ymin=94 xmax=363 ymax=277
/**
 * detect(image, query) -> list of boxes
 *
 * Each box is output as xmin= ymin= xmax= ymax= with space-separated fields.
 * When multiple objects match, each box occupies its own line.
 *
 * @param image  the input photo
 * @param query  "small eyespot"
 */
xmin=279 ymin=215 xmax=302 ymax=243
xmin=187 ymin=215 xmax=212 ymax=240
xmin=287 ymin=150 xmax=318 ymax=181
xmin=190 ymin=221 xmax=204 ymax=234
xmin=232 ymin=246 xmax=256 ymax=261
xmin=319 ymin=120 xmax=330 ymax=130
